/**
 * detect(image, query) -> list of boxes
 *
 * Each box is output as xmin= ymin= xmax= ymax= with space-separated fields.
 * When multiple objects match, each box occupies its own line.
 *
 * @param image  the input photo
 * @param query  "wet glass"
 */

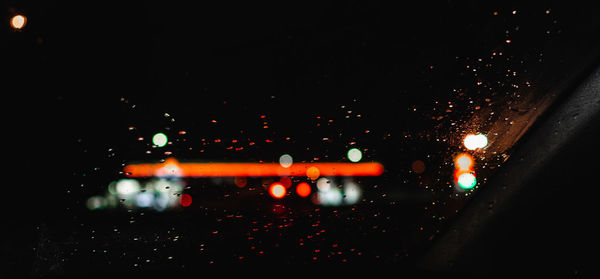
xmin=5 ymin=1 xmax=600 ymax=274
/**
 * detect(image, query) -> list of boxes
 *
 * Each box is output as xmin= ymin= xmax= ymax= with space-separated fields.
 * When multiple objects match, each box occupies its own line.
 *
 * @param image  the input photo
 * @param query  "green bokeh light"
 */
xmin=458 ymin=172 xmax=477 ymax=189
xmin=152 ymin=132 xmax=168 ymax=147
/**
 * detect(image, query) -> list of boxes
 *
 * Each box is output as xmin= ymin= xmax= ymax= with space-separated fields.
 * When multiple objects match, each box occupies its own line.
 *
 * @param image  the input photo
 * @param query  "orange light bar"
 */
xmin=123 ymin=160 xmax=384 ymax=178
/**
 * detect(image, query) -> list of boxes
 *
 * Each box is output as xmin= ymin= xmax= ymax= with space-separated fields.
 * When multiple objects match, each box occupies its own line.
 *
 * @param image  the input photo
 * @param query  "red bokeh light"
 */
xmin=180 ymin=193 xmax=192 ymax=207
xmin=280 ymin=176 xmax=292 ymax=188
xmin=296 ymin=182 xmax=311 ymax=197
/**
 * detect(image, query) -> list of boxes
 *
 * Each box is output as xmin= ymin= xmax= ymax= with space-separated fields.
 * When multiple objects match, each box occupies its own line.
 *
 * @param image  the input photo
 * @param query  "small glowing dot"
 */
xmin=463 ymin=134 xmax=488 ymax=150
xmin=152 ymin=133 xmax=168 ymax=147
xmin=347 ymin=148 xmax=362 ymax=162
xmin=455 ymin=153 xmax=474 ymax=170
xmin=279 ymin=154 xmax=293 ymax=168
xmin=269 ymin=183 xmax=286 ymax=199
xmin=296 ymin=182 xmax=311 ymax=197
xmin=11 ymin=15 xmax=27 ymax=30
xmin=458 ymin=172 xmax=477 ymax=189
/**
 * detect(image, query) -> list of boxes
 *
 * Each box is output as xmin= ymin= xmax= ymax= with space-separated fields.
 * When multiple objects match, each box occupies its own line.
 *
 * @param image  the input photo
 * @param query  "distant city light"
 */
xmin=88 ymin=178 xmax=185 ymax=211
xmin=455 ymin=153 xmax=474 ymax=170
xmin=317 ymin=188 xmax=343 ymax=206
xmin=152 ymin=132 xmax=168 ymax=147
xmin=234 ymin=177 xmax=247 ymax=188
xmin=116 ymin=179 xmax=140 ymax=196
xmin=124 ymin=161 xmax=384 ymax=177
xmin=457 ymin=172 xmax=477 ymax=189
xmin=280 ymin=176 xmax=292 ymax=188
xmin=135 ymin=192 xmax=154 ymax=207
xmin=411 ymin=160 xmax=426 ymax=174
xmin=10 ymin=15 xmax=27 ymax=30
xmin=464 ymin=134 xmax=488 ymax=150
xmin=306 ymin=166 xmax=321 ymax=180
xmin=269 ymin=183 xmax=286 ymax=199
xmin=343 ymin=181 xmax=362 ymax=205
xmin=179 ymin=193 xmax=192 ymax=207
xmin=296 ymin=182 xmax=311 ymax=197
xmin=347 ymin=148 xmax=363 ymax=162
xmin=316 ymin=177 xmax=332 ymax=192
xmin=279 ymin=154 xmax=293 ymax=168
xmin=86 ymin=196 xmax=105 ymax=210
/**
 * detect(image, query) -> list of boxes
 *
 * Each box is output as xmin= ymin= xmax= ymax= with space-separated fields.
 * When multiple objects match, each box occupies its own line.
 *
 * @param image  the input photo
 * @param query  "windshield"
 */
xmin=5 ymin=0 xmax=600 ymax=274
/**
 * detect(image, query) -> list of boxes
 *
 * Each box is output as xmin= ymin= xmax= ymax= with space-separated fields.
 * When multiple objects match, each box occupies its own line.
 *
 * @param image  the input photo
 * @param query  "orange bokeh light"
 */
xmin=454 ymin=153 xmax=474 ymax=171
xmin=10 ymin=15 xmax=27 ymax=30
xmin=269 ymin=183 xmax=286 ymax=199
xmin=296 ymin=182 xmax=311 ymax=197
xmin=306 ymin=166 xmax=320 ymax=180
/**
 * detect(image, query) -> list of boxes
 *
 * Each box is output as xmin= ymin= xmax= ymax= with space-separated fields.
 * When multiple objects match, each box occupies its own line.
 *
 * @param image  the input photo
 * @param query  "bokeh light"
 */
xmin=317 ymin=188 xmax=343 ymax=206
xmin=454 ymin=153 xmax=474 ymax=170
xmin=457 ymin=172 xmax=477 ymax=189
xmin=306 ymin=166 xmax=320 ymax=180
xmin=411 ymin=160 xmax=426 ymax=174
xmin=10 ymin=15 xmax=27 ymax=30
xmin=316 ymin=177 xmax=332 ymax=192
xmin=280 ymin=176 xmax=292 ymax=188
xmin=464 ymin=133 xmax=488 ymax=150
xmin=343 ymin=181 xmax=362 ymax=205
xmin=234 ymin=177 xmax=247 ymax=188
xmin=347 ymin=148 xmax=363 ymax=162
xmin=179 ymin=193 xmax=192 ymax=207
xmin=116 ymin=179 xmax=141 ymax=196
xmin=279 ymin=154 xmax=293 ymax=168
xmin=296 ymin=182 xmax=311 ymax=197
xmin=152 ymin=132 xmax=168 ymax=147
xmin=86 ymin=196 xmax=105 ymax=210
xmin=135 ymin=192 xmax=154 ymax=207
xmin=269 ymin=183 xmax=286 ymax=199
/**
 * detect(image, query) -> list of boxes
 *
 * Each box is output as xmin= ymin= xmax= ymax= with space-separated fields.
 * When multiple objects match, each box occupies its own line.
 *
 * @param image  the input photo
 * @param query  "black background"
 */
xmin=4 ymin=0 xmax=600 ymax=275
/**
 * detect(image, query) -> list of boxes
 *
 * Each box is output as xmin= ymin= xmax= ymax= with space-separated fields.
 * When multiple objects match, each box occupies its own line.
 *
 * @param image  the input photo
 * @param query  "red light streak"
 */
xmin=123 ymin=160 xmax=384 ymax=178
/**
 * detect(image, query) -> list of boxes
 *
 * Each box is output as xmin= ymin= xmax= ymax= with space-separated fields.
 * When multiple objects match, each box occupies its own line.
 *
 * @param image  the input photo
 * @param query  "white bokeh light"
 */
xmin=116 ymin=179 xmax=141 ymax=196
xmin=343 ymin=181 xmax=362 ymax=205
xmin=152 ymin=133 xmax=168 ymax=147
xmin=347 ymin=148 xmax=362 ymax=162
xmin=279 ymin=154 xmax=293 ymax=168
xmin=316 ymin=177 xmax=332 ymax=192
xmin=463 ymin=134 xmax=488 ymax=150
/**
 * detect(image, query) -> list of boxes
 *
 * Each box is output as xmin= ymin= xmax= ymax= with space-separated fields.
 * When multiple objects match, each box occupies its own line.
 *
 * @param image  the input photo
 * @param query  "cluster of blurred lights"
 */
xmin=453 ymin=133 xmax=487 ymax=190
xmin=88 ymin=147 xmax=378 ymax=210
xmin=86 ymin=178 xmax=185 ymax=211
xmin=314 ymin=178 xmax=362 ymax=206
xmin=454 ymin=153 xmax=476 ymax=190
